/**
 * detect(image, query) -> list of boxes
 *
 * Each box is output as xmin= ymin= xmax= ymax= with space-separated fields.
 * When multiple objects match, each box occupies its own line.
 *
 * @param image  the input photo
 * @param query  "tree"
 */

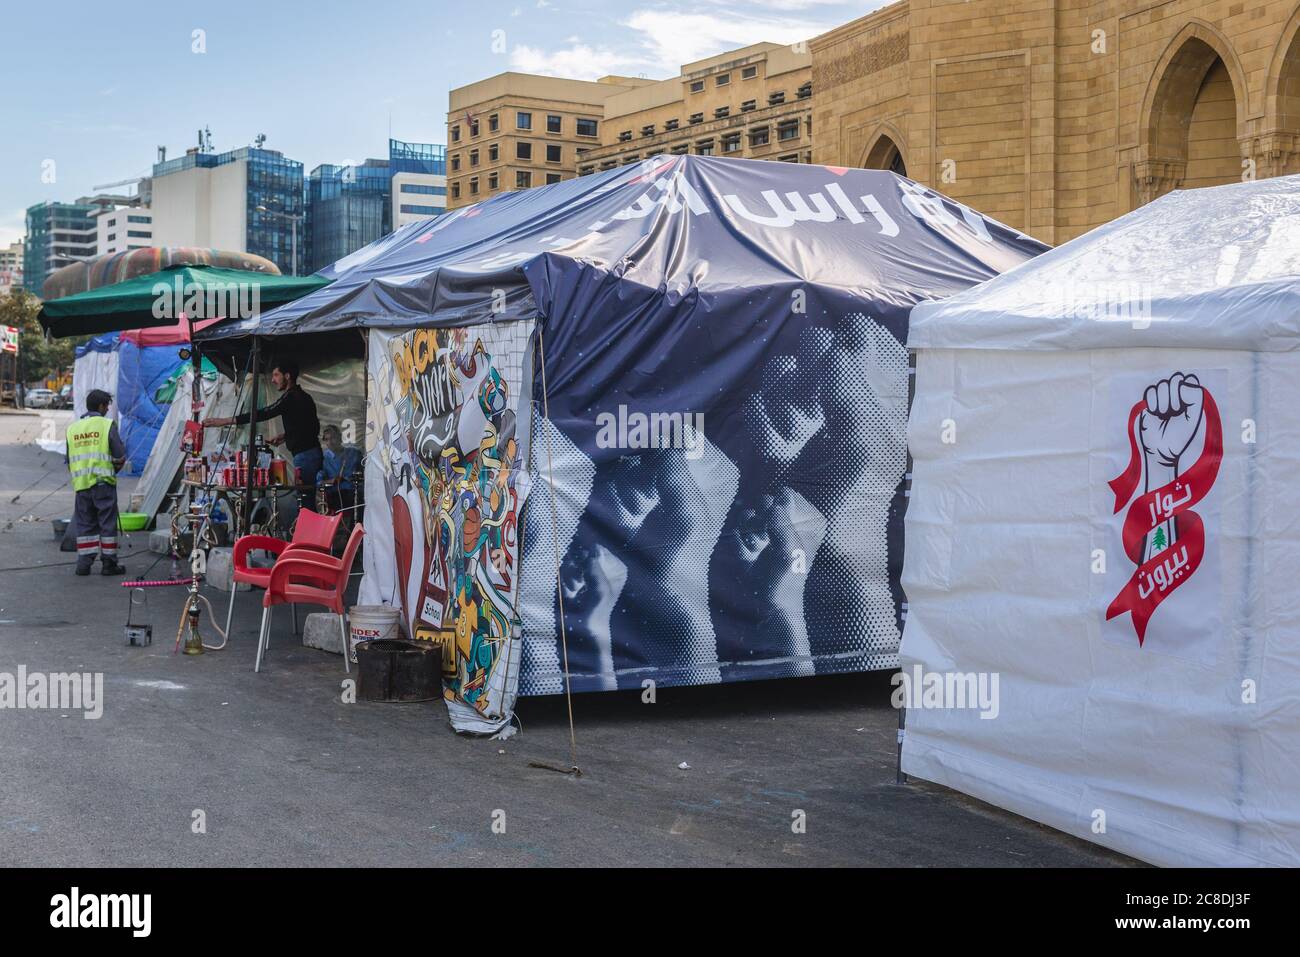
xmin=1151 ymin=526 xmax=1167 ymax=553
xmin=0 ymin=288 xmax=81 ymax=385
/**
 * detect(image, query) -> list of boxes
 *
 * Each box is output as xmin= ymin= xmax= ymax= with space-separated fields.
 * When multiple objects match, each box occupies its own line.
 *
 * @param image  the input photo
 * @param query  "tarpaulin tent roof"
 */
xmin=74 ymin=332 xmax=119 ymax=358
xmin=910 ymin=174 xmax=1300 ymax=352
xmin=119 ymin=316 xmax=222 ymax=348
xmin=199 ymin=154 xmax=1046 ymax=343
xmin=39 ymin=263 xmax=330 ymax=338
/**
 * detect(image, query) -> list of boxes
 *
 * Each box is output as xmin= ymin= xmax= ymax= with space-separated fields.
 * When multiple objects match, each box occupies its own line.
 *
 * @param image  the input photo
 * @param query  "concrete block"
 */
xmin=303 ymin=612 xmax=345 ymax=655
xmin=205 ymin=547 xmax=251 ymax=592
xmin=148 ymin=529 xmax=171 ymax=556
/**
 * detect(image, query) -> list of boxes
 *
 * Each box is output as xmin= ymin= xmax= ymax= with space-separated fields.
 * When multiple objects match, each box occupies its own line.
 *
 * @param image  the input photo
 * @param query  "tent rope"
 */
xmin=536 ymin=327 xmax=581 ymax=776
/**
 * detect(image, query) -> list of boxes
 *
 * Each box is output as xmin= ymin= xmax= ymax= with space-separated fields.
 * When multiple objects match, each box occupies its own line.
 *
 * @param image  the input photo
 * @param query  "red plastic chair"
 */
xmin=255 ymin=523 xmax=365 ymax=674
xmin=224 ymin=509 xmax=342 ymax=641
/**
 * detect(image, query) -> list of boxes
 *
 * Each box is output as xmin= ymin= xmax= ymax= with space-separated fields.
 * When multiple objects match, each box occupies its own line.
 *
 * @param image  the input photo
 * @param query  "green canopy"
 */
xmin=39 ymin=263 xmax=331 ymax=338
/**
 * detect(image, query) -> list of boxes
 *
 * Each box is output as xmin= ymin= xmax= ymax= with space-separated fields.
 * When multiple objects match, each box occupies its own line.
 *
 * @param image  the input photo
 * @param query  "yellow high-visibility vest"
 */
xmin=67 ymin=415 xmax=117 ymax=491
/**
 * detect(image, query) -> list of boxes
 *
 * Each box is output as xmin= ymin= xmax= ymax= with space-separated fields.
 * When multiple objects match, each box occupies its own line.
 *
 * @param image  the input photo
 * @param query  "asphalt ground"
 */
xmin=0 ymin=409 xmax=1135 ymax=866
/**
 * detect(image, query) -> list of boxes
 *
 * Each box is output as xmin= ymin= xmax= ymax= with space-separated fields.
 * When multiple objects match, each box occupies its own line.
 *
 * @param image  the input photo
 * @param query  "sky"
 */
xmin=0 ymin=0 xmax=880 ymax=247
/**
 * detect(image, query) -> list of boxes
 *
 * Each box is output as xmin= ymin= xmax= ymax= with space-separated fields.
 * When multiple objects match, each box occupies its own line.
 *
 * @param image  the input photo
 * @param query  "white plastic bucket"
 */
xmin=348 ymin=605 xmax=401 ymax=664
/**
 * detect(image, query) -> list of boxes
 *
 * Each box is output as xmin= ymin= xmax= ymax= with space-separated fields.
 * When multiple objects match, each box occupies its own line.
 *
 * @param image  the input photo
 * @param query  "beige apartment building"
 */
xmin=577 ymin=43 xmax=813 ymax=174
xmin=0 ymin=241 xmax=23 ymax=295
xmin=447 ymin=2 xmax=1300 ymax=244
xmin=446 ymin=73 xmax=652 ymax=209
xmin=812 ymin=0 xmax=1300 ymax=245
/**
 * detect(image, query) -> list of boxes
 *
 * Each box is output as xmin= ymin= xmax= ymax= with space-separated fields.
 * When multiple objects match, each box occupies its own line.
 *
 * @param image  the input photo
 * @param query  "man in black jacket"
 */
xmin=203 ymin=359 xmax=323 ymax=511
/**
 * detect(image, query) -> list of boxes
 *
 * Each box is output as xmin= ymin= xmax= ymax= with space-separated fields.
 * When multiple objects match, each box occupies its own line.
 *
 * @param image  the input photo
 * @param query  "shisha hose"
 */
xmin=169 ymin=520 xmax=228 ymax=655
xmin=172 ymin=585 xmax=228 ymax=654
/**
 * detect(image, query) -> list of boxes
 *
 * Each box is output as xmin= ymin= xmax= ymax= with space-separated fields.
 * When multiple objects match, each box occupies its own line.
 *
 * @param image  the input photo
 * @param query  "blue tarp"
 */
xmin=114 ymin=340 xmax=182 ymax=476
xmin=202 ymin=156 xmax=1049 ymax=697
xmin=74 ymin=333 xmax=119 ymax=358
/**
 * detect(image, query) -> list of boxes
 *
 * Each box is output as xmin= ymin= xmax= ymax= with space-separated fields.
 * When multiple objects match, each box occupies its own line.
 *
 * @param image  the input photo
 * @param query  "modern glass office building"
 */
xmin=389 ymin=139 xmax=446 ymax=176
xmin=304 ymin=142 xmax=448 ymax=272
xmin=245 ymin=148 xmax=306 ymax=276
xmin=388 ymin=140 xmax=448 ymax=231
xmin=150 ymin=146 xmax=305 ymax=275
xmin=23 ymin=201 xmax=98 ymax=294
xmin=306 ymin=159 xmax=391 ymax=274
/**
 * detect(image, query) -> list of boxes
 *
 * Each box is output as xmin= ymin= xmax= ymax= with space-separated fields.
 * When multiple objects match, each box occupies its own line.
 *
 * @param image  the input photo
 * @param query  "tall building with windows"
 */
xmin=446 ymin=73 xmax=651 ymax=208
xmin=0 ymin=241 xmax=23 ymax=296
xmin=96 ymin=206 xmax=154 ymax=256
xmin=389 ymin=139 xmax=447 ymax=229
xmin=306 ymin=159 xmax=391 ymax=273
xmin=306 ymin=142 xmax=447 ymax=272
xmin=23 ymin=201 xmax=98 ymax=294
xmin=578 ymin=44 xmax=813 ymax=174
xmin=150 ymin=145 xmax=306 ymax=275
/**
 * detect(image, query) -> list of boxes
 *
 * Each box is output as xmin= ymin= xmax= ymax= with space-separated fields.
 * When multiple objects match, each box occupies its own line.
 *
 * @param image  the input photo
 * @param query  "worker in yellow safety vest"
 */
xmin=66 ymin=389 xmax=128 ymax=576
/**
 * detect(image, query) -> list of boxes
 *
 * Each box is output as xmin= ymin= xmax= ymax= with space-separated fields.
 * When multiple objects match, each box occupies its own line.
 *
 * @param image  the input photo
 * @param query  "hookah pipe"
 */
xmin=167 ymin=320 xmax=228 ymax=653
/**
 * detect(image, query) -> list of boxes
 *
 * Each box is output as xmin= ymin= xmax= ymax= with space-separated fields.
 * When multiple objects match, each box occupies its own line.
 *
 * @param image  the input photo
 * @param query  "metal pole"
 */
xmin=896 ymin=704 xmax=908 ymax=785
xmin=187 ymin=315 xmax=201 ymax=409
xmin=243 ymin=336 xmax=260 ymax=534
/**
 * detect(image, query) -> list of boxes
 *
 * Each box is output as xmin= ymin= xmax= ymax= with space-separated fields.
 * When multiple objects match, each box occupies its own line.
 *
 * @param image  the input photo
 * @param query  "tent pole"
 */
xmin=187 ymin=313 xmax=201 ymax=425
xmin=244 ymin=336 xmax=260 ymax=535
xmin=537 ymin=327 xmax=580 ymax=775
xmin=896 ymin=704 xmax=908 ymax=784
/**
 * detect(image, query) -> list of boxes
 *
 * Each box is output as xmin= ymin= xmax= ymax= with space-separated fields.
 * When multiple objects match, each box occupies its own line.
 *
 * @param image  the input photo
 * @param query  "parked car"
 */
xmin=54 ymin=384 xmax=72 ymax=409
xmin=24 ymin=388 xmax=56 ymax=409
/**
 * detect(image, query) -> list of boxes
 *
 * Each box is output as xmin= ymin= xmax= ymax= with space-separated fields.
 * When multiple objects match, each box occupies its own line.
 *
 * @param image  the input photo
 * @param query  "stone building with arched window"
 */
xmin=811 ymin=0 xmax=1300 ymax=244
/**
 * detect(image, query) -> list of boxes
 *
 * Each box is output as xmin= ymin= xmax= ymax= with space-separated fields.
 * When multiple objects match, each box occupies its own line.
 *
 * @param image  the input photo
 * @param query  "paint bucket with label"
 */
xmin=348 ymin=605 xmax=401 ymax=664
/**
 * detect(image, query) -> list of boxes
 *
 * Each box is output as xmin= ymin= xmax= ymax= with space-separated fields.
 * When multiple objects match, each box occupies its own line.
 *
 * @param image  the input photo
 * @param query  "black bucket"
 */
xmin=357 ymin=639 xmax=441 ymax=703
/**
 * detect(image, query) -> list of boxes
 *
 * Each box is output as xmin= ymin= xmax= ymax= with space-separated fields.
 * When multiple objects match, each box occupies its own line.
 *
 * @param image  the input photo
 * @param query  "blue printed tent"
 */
xmin=199 ymin=155 xmax=1048 ymax=734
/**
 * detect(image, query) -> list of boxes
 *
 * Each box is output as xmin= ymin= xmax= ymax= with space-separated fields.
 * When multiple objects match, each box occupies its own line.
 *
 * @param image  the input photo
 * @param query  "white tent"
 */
xmin=901 ymin=174 xmax=1300 ymax=867
xmin=72 ymin=336 xmax=119 ymax=418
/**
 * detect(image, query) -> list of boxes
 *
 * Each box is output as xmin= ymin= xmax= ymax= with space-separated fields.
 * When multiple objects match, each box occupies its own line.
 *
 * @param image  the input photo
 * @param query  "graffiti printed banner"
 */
xmin=365 ymin=324 xmax=534 ymax=735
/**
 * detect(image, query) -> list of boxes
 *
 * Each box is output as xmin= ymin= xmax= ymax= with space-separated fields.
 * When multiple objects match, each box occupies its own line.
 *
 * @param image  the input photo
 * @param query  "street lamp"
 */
xmin=255 ymin=202 xmax=303 ymax=277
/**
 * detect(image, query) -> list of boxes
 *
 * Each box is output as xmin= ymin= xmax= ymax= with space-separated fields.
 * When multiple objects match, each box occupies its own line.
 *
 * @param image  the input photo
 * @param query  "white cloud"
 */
xmin=0 ymin=210 xmax=25 ymax=248
xmin=697 ymin=0 xmax=856 ymax=8
xmin=623 ymin=9 xmax=826 ymax=72
xmin=506 ymin=2 xmax=855 ymax=82
xmin=511 ymin=42 xmax=648 ymax=81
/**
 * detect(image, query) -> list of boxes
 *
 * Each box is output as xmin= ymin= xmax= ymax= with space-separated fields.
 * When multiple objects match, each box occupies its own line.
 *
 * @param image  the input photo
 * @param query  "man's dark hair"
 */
xmin=85 ymin=389 xmax=112 ymax=413
xmin=273 ymin=359 xmax=301 ymax=382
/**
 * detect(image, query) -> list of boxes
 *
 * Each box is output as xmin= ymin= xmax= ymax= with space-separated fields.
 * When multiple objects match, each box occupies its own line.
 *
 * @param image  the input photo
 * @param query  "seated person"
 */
xmin=319 ymin=424 xmax=363 ymax=514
